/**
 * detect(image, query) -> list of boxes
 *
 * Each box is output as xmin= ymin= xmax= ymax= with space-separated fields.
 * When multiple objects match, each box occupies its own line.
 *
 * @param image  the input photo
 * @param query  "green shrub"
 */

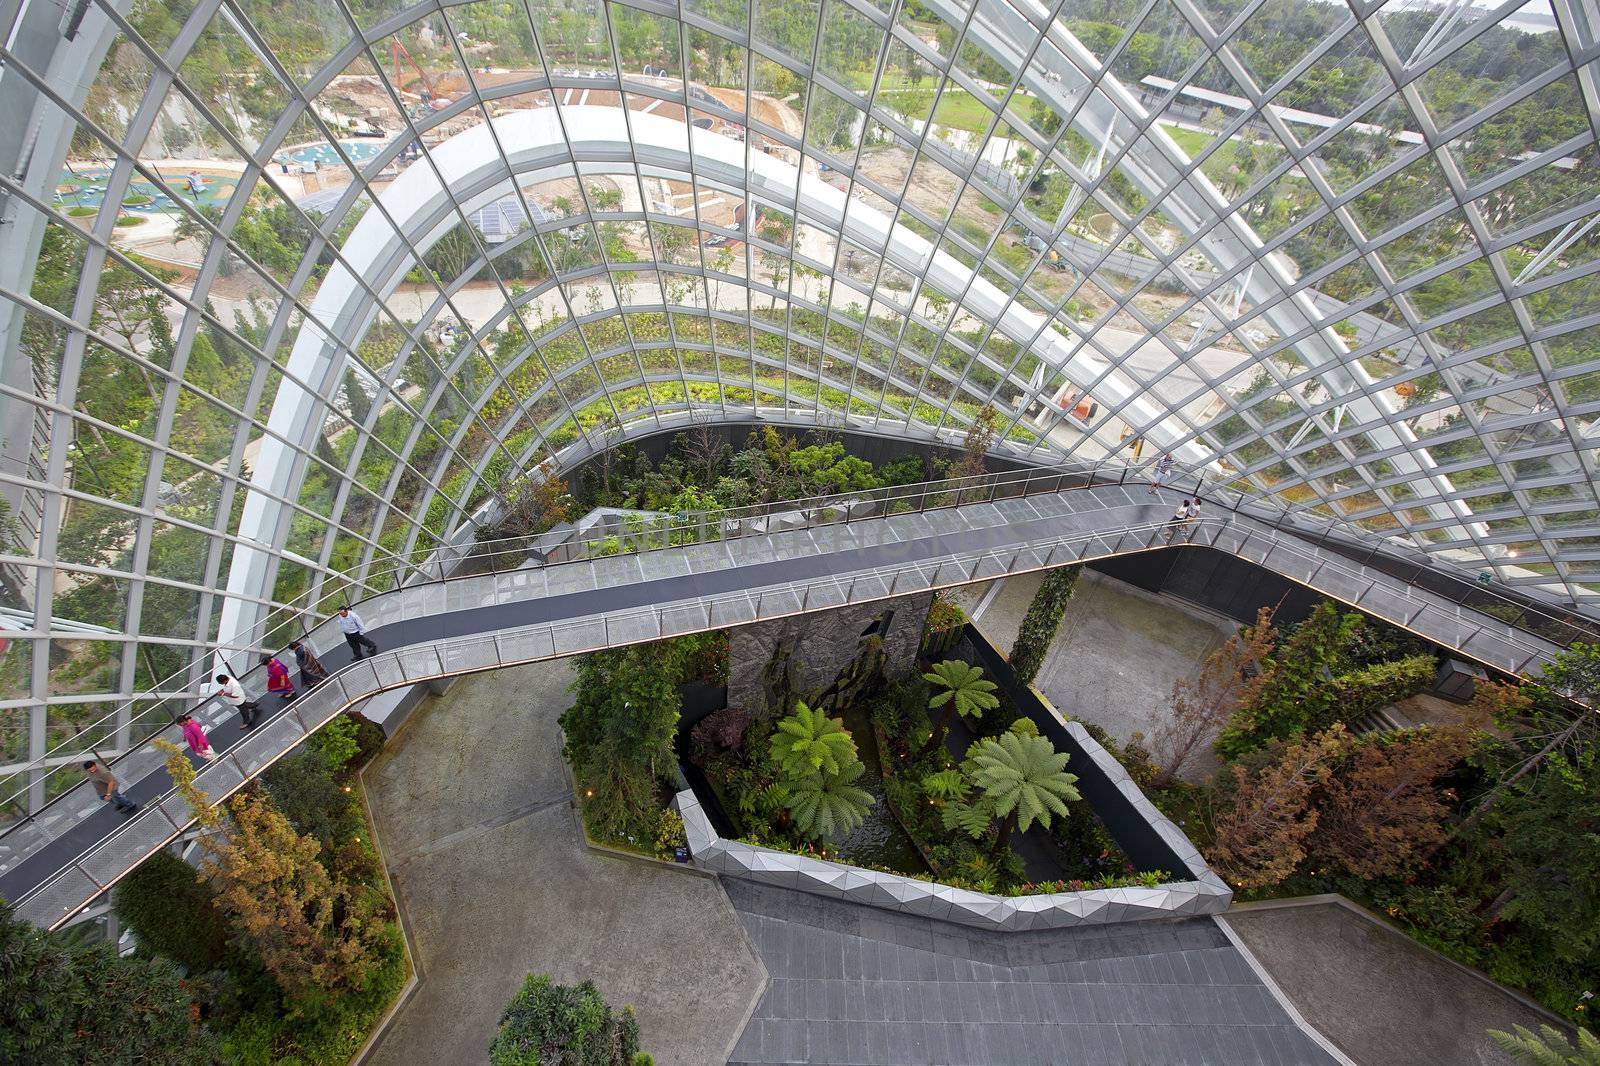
xmin=114 ymin=214 xmax=145 ymax=226
xmin=1215 ymin=601 xmax=1362 ymax=759
xmin=1008 ymin=565 xmax=1081 ymax=684
xmin=66 ymin=205 xmax=96 ymax=217
xmin=112 ymin=849 xmax=230 ymax=974
xmin=652 ymin=808 xmax=686 ymax=859
xmin=307 ymin=713 xmax=360 ymax=773
xmin=489 ymin=975 xmax=641 ymax=1066
xmin=1317 ymin=654 xmax=1437 ymax=733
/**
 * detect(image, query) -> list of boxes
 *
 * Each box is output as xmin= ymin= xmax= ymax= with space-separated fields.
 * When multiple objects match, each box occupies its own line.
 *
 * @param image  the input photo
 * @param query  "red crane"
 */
xmin=391 ymin=38 xmax=441 ymax=107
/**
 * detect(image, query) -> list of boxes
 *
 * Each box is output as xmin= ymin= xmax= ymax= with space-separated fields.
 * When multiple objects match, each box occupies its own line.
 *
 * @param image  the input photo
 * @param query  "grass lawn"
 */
xmin=876 ymin=86 xmax=999 ymax=135
xmin=1159 ymin=123 xmax=1217 ymax=158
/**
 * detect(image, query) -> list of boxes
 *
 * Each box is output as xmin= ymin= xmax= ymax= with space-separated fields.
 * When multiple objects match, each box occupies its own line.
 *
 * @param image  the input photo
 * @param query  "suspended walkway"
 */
xmin=0 ymin=474 xmax=1581 ymax=928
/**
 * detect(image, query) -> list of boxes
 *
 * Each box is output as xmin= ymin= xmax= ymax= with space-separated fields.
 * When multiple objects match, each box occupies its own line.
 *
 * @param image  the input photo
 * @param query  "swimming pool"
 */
xmin=283 ymin=140 xmax=384 ymax=166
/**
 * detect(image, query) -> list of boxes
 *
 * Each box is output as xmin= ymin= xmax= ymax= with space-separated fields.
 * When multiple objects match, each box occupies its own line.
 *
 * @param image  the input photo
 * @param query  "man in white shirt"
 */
xmin=214 ymin=672 xmax=262 ymax=729
xmin=1148 ymin=452 xmax=1176 ymax=495
xmin=337 ymin=606 xmax=379 ymax=660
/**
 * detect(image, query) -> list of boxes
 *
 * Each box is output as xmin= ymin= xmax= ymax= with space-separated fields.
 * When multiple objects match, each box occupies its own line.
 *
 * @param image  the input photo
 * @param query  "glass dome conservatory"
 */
xmin=0 ymin=0 xmax=1597 ymax=803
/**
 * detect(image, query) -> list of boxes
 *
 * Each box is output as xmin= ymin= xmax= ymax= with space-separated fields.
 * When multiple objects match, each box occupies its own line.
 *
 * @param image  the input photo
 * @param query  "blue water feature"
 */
xmin=283 ymin=140 xmax=383 ymax=166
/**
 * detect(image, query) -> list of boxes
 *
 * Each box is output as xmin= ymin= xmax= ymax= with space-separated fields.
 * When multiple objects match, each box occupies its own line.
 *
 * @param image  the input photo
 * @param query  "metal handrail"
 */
xmin=5 ymin=514 xmax=1206 ymax=905
xmin=0 ymin=459 xmax=1132 ymax=815
xmin=1195 ymin=478 xmax=1599 ymax=646
xmin=8 ymin=456 xmax=1588 ymax=824
xmin=8 ymin=509 xmax=1576 ymax=925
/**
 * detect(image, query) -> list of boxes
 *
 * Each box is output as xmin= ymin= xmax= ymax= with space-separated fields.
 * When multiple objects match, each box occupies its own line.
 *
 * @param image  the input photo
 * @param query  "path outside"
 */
xmin=976 ymin=569 xmax=1235 ymax=782
xmin=361 ymin=662 xmax=764 ymax=1066
xmin=1224 ymin=899 xmax=1562 ymax=1066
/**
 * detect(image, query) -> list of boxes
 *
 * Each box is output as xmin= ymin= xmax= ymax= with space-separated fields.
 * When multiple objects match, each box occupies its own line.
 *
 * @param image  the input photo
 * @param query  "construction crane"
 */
xmin=391 ymin=38 xmax=448 ymax=111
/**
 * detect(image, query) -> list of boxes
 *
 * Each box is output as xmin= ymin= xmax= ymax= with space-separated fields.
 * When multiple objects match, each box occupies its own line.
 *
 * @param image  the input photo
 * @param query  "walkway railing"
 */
xmin=0 ymin=460 xmax=1131 ymax=816
xmin=5 ymin=456 xmax=1591 ymax=826
xmin=3 ymin=505 xmax=1576 ymax=928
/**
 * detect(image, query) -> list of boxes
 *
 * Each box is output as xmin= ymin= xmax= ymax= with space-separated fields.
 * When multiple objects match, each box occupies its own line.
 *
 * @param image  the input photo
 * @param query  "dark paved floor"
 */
xmin=724 ymin=880 xmax=1338 ymax=1066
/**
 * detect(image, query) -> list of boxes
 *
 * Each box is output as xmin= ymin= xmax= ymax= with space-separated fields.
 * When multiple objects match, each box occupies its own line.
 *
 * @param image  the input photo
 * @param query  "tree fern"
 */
xmin=919 ymin=660 xmax=1000 ymax=757
xmin=1490 ymin=1024 xmax=1600 ymax=1066
xmin=787 ymin=761 xmax=874 ymax=841
xmin=924 ymin=660 xmax=1000 ymax=718
xmin=768 ymin=701 xmax=857 ymax=778
xmin=969 ymin=731 xmax=1081 ymax=850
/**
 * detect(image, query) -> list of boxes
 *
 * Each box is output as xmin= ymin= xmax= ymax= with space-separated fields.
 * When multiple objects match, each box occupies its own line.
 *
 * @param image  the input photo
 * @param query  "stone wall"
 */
xmin=727 ymin=591 xmax=934 ymax=716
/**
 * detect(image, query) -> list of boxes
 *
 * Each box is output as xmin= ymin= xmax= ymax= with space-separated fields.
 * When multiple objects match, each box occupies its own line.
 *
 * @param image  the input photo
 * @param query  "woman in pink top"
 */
xmin=177 ymin=714 xmax=215 ymax=761
xmin=262 ymin=654 xmax=296 ymax=701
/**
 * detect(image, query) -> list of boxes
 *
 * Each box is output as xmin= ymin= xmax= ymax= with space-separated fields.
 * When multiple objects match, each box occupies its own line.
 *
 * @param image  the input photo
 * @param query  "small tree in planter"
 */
xmin=787 ymin=761 xmax=874 ymax=841
xmin=769 ymin=702 xmax=874 ymax=842
xmin=769 ymin=701 xmax=855 ymax=777
xmin=918 ymin=659 xmax=1000 ymax=757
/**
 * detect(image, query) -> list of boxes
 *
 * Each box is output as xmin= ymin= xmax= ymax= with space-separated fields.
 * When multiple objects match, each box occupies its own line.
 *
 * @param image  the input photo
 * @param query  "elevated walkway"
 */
xmin=0 ymin=482 xmax=1574 ymax=928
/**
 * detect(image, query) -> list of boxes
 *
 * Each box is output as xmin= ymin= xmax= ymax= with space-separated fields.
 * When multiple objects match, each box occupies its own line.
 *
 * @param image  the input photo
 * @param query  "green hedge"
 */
xmin=1317 ymin=654 xmax=1437 ymax=733
xmin=1008 ymin=566 xmax=1081 ymax=685
xmin=113 ymin=849 xmax=230 ymax=975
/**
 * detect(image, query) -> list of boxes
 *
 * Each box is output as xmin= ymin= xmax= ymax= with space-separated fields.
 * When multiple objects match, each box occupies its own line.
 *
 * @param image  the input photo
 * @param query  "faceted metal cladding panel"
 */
xmin=671 ymin=706 xmax=1232 ymax=932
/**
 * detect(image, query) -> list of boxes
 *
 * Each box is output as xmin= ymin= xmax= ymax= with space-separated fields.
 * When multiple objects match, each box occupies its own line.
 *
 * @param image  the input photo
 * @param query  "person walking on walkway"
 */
xmin=83 ymin=760 xmax=138 ymax=813
xmin=289 ymin=639 xmax=329 ymax=689
xmin=263 ymin=653 xmax=296 ymax=701
xmin=178 ymin=713 xmax=216 ymax=761
xmin=337 ymin=607 xmax=379 ymax=660
xmin=1148 ymin=452 xmax=1176 ymax=495
xmin=1182 ymin=498 xmax=1202 ymax=540
xmin=216 ymin=672 xmax=262 ymax=729
xmin=1165 ymin=498 xmax=1190 ymax=542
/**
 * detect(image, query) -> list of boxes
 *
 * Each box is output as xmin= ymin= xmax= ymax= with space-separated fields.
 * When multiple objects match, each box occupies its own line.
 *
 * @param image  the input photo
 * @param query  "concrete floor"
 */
xmin=1223 ymin=899 xmax=1563 ymax=1066
xmin=974 ymin=570 xmax=1236 ymax=781
xmin=361 ymin=662 xmax=765 ymax=1066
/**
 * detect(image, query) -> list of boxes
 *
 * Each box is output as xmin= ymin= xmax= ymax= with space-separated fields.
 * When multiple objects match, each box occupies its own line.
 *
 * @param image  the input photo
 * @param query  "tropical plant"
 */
xmin=967 ymin=731 xmax=1082 ymax=852
xmin=786 ymin=760 xmax=875 ymax=841
xmin=918 ymin=659 xmax=1000 ymax=756
xmin=0 ymin=899 xmax=219 ymax=1066
xmin=1149 ymin=605 xmax=1276 ymax=787
xmin=920 ymin=768 xmax=969 ymax=803
xmin=1009 ymin=566 xmax=1082 ymax=684
xmin=489 ymin=974 xmax=642 ymax=1066
xmin=1490 ymin=1024 xmax=1600 ymax=1065
xmin=1215 ymin=601 xmax=1362 ymax=759
xmin=769 ymin=701 xmax=857 ymax=777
